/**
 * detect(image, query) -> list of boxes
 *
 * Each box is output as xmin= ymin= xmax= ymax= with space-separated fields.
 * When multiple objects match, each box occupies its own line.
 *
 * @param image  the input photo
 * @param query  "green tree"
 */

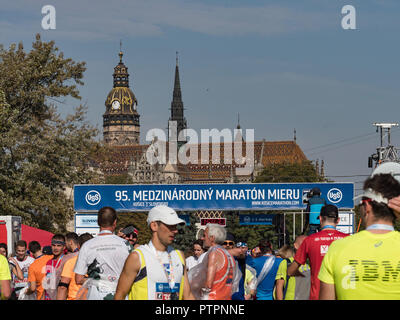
xmin=0 ymin=35 xmax=103 ymax=233
xmin=0 ymin=34 xmax=86 ymax=122
xmin=254 ymin=160 xmax=325 ymax=183
xmin=174 ymin=213 xmax=200 ymax=254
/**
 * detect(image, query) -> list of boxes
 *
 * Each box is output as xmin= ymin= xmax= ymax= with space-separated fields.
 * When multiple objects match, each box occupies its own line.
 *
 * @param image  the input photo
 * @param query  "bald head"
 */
xmin=294 ymin=235 xmax=307 ymax=251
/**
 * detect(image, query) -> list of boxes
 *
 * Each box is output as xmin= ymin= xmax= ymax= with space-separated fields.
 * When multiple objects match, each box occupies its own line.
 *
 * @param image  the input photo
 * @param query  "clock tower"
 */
xmin=103 ymin=48 xmax=140 ymax=146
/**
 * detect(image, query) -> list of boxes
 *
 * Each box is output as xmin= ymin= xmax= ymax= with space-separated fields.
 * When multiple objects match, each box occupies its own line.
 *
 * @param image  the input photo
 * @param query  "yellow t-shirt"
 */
xmin=318 ymin=230 xmax=400 ymax=300
xmin=0 ymin=255 xmax=11 ymax=281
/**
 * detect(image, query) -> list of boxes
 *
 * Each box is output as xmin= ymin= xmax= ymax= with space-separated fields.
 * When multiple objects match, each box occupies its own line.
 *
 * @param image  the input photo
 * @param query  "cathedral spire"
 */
xmin=169 ymin=52 xmax=187 ymax=145
xmin=173 ymin=51 xmax=182 ymax=102
xmin=119 ymin=40 xmax=123 ymax=63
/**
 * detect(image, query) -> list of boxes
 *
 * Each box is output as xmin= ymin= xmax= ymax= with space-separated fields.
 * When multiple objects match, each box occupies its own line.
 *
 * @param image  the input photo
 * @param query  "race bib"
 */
xmin=155 ymin=282 xmax=180 ymax=300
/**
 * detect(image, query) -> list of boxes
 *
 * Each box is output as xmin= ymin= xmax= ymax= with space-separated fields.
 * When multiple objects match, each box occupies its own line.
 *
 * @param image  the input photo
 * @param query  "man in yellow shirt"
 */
xmin=319 ymin=173 xmax=400 ymax=300
xmin=275 ymin=236 xmax=310 ymax=300
xmin=0 ymin=254 xmax=11 ymax=300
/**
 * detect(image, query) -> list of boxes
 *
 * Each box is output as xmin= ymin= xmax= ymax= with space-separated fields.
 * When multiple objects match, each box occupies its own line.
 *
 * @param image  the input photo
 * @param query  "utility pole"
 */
xmin=368 ymin=123 xmax=400 ymax=168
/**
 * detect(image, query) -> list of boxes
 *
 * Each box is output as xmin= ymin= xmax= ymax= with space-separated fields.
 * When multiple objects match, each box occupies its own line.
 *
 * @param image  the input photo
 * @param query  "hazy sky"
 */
xmin=2 ymin=0 xmax=400 ymax=194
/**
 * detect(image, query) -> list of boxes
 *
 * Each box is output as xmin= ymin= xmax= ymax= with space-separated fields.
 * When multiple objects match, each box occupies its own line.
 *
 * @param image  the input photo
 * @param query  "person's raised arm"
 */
xmin=9 ymin=257 xmax=24 ymax=280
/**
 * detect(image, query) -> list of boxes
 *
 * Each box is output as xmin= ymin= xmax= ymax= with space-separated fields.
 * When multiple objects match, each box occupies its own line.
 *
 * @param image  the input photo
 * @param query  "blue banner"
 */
xmin=178 ymin=215 xmax=190 ymax=226
xmin=239 ymin=214 xmax=275 ymax=225
xmin=74 ymin=183 xmax=354 ymax=212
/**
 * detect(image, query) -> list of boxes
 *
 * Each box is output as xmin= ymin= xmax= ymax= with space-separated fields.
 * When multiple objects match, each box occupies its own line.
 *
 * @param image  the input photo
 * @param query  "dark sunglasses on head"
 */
xmin=360 ymin=198 xmax=372 ymax=206
xmin=236 ymin=242 xmax=248 ymax=248
xmin=223 ymin=241 xmax=234 ymax=246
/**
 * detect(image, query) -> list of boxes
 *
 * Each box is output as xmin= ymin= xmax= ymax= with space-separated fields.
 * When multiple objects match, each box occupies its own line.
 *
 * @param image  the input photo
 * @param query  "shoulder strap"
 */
xmin=213 ymin=248 xmax=234 ymax=285
xmin=133 ymin=248 xmax=147 ymax=283
xmin=175 ymin=250 xmax=185 ymax=275
xmin=256 ymin=255 xmax=275 ymax=286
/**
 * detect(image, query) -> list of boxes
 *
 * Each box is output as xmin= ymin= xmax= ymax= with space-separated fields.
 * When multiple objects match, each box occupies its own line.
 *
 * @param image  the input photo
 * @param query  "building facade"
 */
xmin=101 ymin=50 xmax=309 ymax=184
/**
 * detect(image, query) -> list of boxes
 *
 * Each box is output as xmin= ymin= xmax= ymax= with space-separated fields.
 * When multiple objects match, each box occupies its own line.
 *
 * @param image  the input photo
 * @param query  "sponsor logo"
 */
xmin=85 ymin=190 xmax=101 ymax=206
xmin=327 ymin=188 xmax=342 ymax=203
xmin=320 ymin=245 xmax=329 ymax=255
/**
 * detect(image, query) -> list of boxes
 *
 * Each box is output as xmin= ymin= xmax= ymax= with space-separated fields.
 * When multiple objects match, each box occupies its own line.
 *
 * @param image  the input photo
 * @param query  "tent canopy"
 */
xmin=21 ymin=224 xmax=54 ymax=248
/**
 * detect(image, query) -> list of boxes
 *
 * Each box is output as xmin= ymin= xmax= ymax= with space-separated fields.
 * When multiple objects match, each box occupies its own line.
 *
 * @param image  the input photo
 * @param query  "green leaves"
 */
xmin=0 ymin=33 xmax=86 ymax=122
xmin=0 ymin=35 xmax=102 ymax=233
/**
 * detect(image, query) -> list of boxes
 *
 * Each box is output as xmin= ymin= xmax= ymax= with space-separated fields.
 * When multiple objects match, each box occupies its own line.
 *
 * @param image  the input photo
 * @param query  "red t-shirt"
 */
xmin=294 ymin=228 xmax=348 ymax=300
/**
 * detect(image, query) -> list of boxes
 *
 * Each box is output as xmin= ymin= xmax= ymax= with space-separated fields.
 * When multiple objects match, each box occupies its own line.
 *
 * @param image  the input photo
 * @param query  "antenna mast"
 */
xmin=368 ymin=122 xmax=400 ymax=168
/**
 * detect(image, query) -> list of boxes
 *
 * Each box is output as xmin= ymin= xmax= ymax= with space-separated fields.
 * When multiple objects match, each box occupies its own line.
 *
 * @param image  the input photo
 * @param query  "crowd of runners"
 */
xmin=1 ymin=172 xmax=400 ymax=300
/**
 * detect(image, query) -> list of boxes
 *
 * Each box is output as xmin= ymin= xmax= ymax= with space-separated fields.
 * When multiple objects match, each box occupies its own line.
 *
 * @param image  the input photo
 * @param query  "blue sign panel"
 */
xmin=74 ymin=183 xmax=354 ymax=212
xmin=239 ymin=214 xmax=275 ymax=225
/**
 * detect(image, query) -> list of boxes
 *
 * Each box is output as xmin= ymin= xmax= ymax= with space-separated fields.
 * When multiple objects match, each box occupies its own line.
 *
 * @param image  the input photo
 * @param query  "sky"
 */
xmin=2 ymin=0 xmax=400 ymax=194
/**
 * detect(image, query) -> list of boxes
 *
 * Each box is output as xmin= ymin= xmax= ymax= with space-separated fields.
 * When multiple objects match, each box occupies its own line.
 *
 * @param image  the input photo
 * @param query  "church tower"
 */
xmin=168 ymin=52 xmax=187 ymax=148
xmin=103 ymin=46 xmax=140 ymax=146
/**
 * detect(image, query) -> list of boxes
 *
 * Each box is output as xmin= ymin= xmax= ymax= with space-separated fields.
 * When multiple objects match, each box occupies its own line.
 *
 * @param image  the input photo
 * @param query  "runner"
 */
xmin=42 ymin=234 xmax=67 ymax=300
xmin=26 ymin=241 xmax=53 ymax=300
xmin=57 ymin=233 xmax=93 ymax=300
xmin=246 ymin=239 xmax=284 ymax=300
xmin=319 ymin=173 xmax=400 ymax=299
xmin=189 ymin=223 xmax=239 ymax=300
xmin=0 ymin=254 xmax=11 ymax=300
xmin=11 ymin=240 xmax=34 ymax=299
xmin=287 ymin=204 xmax=348 ymax=300
xmin=74 ymin=207 xmax=132 ymax=300
xmin=274 ymin=236 xmax=311 ymax=300
xmin=114 ymin=205 xmax=194 ymax=300
xmin=0 ymin=243 xmax=24 ymax=292
xmin=230 ymin=241 xmax=256 ymax=300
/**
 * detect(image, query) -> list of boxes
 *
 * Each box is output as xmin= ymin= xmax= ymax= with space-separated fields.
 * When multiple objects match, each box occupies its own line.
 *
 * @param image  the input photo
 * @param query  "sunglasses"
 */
xmin=236 ymin=242 xmax=248 ymax=248
xmin=360 ymin=198 xmax=372 ymax=206
xmin=223 ymin=241 xmax=234 ymax=246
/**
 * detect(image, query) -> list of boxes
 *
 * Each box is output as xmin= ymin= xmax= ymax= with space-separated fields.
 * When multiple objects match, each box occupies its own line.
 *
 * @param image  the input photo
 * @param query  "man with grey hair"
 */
xmin=197 ymin=223 xmax=237 ymax=300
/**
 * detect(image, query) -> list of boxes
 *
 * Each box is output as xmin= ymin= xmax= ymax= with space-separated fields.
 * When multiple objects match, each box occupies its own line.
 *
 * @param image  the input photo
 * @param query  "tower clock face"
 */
xmin=112 ymin=100 xmax=120 ymax=110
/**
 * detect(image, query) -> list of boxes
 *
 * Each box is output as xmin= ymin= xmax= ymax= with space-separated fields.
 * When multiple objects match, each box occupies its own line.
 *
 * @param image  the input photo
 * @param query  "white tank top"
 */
xmin=137 ymin=243 xmax=184 ymax=300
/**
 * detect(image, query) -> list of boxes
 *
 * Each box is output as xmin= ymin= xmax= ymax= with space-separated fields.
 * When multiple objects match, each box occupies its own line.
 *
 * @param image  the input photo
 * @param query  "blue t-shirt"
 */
xmin=246 ymin=255 xmax=283 ymax=300
xmin=307 ymin=196 xmax=326 ymax=225
xmin=232 ymin=257 xmax=245 ymax=300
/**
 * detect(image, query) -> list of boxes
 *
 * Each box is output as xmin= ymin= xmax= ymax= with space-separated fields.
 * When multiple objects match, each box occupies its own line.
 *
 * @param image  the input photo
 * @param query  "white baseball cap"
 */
xmin=147 ymin=205 xmax=185 ymax=226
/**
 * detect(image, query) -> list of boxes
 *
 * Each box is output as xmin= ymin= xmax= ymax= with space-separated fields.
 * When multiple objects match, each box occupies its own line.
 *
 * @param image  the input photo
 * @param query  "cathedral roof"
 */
xmin=99 ymin=140 xmax=308 ymax=178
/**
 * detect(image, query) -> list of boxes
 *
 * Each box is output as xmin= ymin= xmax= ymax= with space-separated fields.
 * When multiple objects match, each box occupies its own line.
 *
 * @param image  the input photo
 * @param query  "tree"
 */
xmin=254 ymin=160 xmax=325 ymax=183
xmin=0 ymin=34 xmax=86 ymax=122
xmin=174 ymin=213 xmax=199 ymax=254
xmin=0 ymin=35 xmax=103 ymax=233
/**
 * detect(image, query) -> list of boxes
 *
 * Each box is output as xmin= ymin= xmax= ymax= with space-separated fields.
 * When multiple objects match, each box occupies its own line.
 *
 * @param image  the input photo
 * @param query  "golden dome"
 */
xmin=105 ymin=86 xmax=138 ymax=114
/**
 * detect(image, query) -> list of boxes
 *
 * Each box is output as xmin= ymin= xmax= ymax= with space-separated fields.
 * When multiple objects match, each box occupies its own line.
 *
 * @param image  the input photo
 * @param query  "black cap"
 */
xmin=320 ymin=204 xmax=339 ymax=218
